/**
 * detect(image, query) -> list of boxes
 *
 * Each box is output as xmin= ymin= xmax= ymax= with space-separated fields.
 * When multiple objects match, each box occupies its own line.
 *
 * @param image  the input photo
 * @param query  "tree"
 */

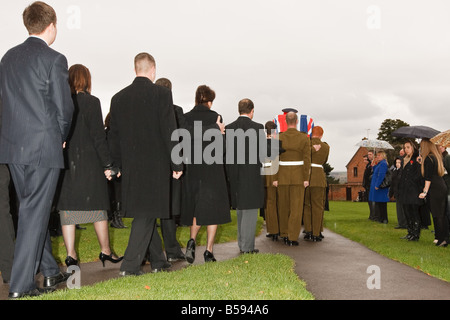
xmin=324 ymin=162 xmax=340 ymax=184
xmin=376 ymin=119 xmax=410 ymax=165
xmin=377 ymin=119 xmax=410 ymax=146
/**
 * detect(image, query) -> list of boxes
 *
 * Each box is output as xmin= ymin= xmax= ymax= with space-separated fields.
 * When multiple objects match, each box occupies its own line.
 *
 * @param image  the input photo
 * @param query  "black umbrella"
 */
xmin=391 ymin=125 xmax=440 ymax=139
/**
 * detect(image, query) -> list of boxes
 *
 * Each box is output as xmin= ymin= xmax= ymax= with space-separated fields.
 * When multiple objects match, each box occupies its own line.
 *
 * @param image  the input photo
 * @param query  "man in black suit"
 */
xmin=225 ymin=99 xmax=265 ymax=253
xmin=154 ymin=78 xmax=186 ymax=262
xmin=0 ymin=2 xmax=73 ymax=298
xmin=108 ymin=53 xmax=183 ymax=276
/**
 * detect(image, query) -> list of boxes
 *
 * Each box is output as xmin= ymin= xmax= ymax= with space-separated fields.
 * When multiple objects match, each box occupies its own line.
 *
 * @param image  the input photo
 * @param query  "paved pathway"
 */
xmin=1 ymin=227 xmax=450 ymax=300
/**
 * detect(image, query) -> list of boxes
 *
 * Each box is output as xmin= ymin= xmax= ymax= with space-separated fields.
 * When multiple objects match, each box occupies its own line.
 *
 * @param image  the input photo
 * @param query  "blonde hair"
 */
xmin=420 ymin=139 xmax=445 ymax=177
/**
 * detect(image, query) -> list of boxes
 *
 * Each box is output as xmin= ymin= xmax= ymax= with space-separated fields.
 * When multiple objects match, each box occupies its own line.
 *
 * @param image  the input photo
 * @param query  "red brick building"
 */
xmin=328 ymin=147 xmax=369 ymax=201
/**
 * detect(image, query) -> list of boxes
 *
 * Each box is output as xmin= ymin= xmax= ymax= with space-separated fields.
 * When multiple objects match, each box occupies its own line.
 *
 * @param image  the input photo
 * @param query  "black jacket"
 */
xmin=180 ymin=105 xmax=231 ymax=226
xmin=56 ymin=93 xmax=111 ymax=210
xmin=108 ymin=77 xmax=182 ymax=219
xmin=397 ymin=154 xmax=424 ymax=205
xmin=225 ymin=116 xmax=265 ymax=210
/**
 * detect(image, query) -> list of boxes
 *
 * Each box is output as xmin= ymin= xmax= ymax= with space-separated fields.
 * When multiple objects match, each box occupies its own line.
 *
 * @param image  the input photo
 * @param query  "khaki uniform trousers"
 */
xmin=264 ymin=185 xmax=279 ymax=235
xmin=303 ymin=186 xmax=326 ymax=237
xmin=277 ymin=184 xmax=305 ymax=241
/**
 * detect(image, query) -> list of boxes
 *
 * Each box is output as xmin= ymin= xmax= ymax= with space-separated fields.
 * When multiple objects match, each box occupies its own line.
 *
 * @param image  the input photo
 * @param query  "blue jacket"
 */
xmin=0 ymin=37 xmax=73 ymax=168
xmin=369 ymin=159 xmax=390 ymax=202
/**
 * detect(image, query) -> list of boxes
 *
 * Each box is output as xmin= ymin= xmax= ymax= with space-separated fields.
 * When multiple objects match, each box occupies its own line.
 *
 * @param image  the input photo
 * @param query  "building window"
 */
xmin=353 ymin=167 xmax=358 ymax=177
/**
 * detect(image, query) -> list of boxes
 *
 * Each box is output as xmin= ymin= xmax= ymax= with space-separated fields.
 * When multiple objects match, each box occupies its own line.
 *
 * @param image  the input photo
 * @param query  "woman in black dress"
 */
xmin=397 ymin=141 xmax=423 ymax=241
xmin=181 ymin=85 xmax=231 ymax=263
xmin=418 ymin=139 xmax=449 ymax=247
xmin=56 ymin=64 xmax=122 ymax=266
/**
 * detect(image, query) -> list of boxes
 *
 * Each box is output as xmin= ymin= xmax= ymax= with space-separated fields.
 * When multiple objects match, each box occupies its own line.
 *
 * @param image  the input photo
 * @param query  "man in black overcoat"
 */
xmin=0 ymin=2 xmax=73 ymax=298
xmin=108 ymin=53 xmax=183 ymax=275
xmin=225 ymin=99 xmax=265 ymax=253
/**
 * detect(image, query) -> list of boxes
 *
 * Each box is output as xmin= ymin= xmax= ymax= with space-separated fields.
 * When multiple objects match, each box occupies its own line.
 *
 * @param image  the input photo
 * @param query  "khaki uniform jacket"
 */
xmin=309 ymin=138 xmax=330 ymax=188
xmin=274 ymin=128 xmax=311 ymax=185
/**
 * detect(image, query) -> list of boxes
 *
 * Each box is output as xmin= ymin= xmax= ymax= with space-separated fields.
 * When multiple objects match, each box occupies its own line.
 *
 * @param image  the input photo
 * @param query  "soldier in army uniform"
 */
xmin=262 ymin=121 xmax=283 ymax=241
xmin=273 ymin=112 xmax=311 ymax=246
xmin=303 ymin=126 xmax=330 ymax=242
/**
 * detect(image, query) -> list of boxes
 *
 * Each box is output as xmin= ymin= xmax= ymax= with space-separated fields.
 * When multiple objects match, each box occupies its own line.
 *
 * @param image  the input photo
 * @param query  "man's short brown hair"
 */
xmin=155 ymin=78 xmax=172 ymax=90
xmin=134 ymin=52 xmax=156 ymax=74
xmin=238 ymin=98 xmax=254 ymax=115
xmin=23 ymin=1 xmax=57 ymax=35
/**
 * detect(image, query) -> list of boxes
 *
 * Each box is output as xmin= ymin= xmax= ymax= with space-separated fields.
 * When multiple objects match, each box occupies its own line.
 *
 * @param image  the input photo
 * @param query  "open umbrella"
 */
xmin=430 ymin=129 xmax=450 ymax=147
xmin=355 ymin=139 xmax=394 ymax=150
xmin=391 ymin=125 xmax=440 ymax=139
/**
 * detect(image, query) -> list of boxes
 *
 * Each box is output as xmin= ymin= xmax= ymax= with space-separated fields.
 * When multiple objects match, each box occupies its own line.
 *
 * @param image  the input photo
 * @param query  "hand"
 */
xmin=104 ymin=169 xmax=113 ymax=180
xmin=304 ymin=181 xmax=309 ymax=188
xmin=419 ymin=192 xmax=426 ymax=199
xmin=216 ymin=116 xmax=225 ymax=134
xmin=273 ymin=181 xmax=278 ymax=187
xmin=173 ymin=171 xmax=183 ymax=179
xmin=63 ymin=142 xmax=66 ymax=149
xmin=104 ymin=167 xmax=121 ymax=180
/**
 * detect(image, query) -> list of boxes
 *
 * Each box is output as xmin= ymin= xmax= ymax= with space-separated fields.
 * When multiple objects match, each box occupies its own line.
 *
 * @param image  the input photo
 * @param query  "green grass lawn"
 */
xmin=41 ymin=201 xmax=449 ymax=300
xmin=31 ymin=253 xmax=313 ymax=300
xmin=51 ymin=210 xmax=264 ymax=264
xmin=324 ymin=201 xmax=450 ymax=282
xmin=42 ymin=210 xmax=313 ymax=300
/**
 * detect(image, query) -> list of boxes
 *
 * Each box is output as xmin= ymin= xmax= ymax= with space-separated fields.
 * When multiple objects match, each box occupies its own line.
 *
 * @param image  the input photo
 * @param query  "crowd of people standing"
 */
xmin=362 ymin=139 xmax=450 ymax=247
xmin=0 ymin=2 xmax=331 ymax=298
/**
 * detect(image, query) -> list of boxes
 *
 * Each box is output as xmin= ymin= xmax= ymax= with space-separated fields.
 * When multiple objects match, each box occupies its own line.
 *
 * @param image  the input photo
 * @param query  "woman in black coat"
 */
xmin=418 ymin=139 xmax=449 ymax=247
xmin=56 ymin=64 xmax=122 ymax=267
xmin=390 ymin=157 xmax=406 ymax=228
xmin=181 ymin=85 xmax=231 ymax=263
xmin=397 ymin=141 xmax=424 ymax=241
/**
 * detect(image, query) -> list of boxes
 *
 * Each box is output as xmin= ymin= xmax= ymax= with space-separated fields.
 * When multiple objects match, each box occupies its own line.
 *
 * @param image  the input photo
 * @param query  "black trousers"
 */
xmin=374 ymin=202 xmax=388 ymax=222
xmin=120 ymin=216 xmax=167 ymax=273
xmin=8 ymin=164 xmax=61 ymax=293
xmin=160 ymin=217 xmax=183 ymax=259
xmin=0 ymin=164 xmax=15 ymax=283
xmin=402 ymin=203 xmax=421 ymax=238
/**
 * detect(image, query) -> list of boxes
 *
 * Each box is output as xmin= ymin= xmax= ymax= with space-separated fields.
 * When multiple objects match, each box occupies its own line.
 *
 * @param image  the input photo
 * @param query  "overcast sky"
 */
xmin=1 ymin=0 xmax=449 ymax=171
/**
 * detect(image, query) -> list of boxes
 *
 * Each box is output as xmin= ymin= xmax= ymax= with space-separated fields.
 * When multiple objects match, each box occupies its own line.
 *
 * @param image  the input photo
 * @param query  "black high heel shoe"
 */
xmin=203 ymin=250 xmax=216 ymax=262
xmin=436 ymin=240 xmax=448 ymax=247
xmin=99 ymin=252 xmax=124 ymax=267
xmin=65 ymin=256 xmax=79 ymax=267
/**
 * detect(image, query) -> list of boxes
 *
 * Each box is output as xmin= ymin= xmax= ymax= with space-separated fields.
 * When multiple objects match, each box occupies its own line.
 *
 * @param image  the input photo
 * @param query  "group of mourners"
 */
xmin=363 ymin=139 xmax=450 ymax=247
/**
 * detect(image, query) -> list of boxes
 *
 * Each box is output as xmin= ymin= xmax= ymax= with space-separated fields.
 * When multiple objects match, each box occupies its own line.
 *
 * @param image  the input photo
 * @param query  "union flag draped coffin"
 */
xmin=273 ymin=113 xmax=314 ymax=136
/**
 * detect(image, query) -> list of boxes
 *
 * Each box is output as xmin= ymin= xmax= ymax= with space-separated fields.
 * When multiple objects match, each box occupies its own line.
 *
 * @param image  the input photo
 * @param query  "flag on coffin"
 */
xmin=273 ymin=108 xmax=314 ymax=136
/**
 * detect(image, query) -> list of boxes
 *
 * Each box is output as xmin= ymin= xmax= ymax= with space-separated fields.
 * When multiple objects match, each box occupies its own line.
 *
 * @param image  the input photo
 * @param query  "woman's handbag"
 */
xmin=379 ymin=169 xmax=392 ymax=189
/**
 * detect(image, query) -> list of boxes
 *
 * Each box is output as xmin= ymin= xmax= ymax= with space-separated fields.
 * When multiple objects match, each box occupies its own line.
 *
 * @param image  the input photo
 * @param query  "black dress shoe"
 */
xmin=203 ymin=250 xmax=216 ymax=262
xmin=303 ymin=232 xmax=312 ymax=241
xmin=167 ymin=252 xmax=186 ymax=262
xmin=312 ymin=235 xmax=322 ymax=242
xmin=240 ymin=249 xmax=259 ymax=254
xmin=185 ymin=239 xmax=196 ymax=264
xmin=266 ymin=233 xmax=279 ymax=241
xmin=8 ymin=288 xmax=46 ymax=299
xmin=119 ymin=270 xmax=144 ymax=277
xmin=43 ymin=271 xmax=70 ymax=289
xmin=286 ymin=240 xmax=299 ymax=246
xmin=151 ymin=261 xmax=172 ymax=273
